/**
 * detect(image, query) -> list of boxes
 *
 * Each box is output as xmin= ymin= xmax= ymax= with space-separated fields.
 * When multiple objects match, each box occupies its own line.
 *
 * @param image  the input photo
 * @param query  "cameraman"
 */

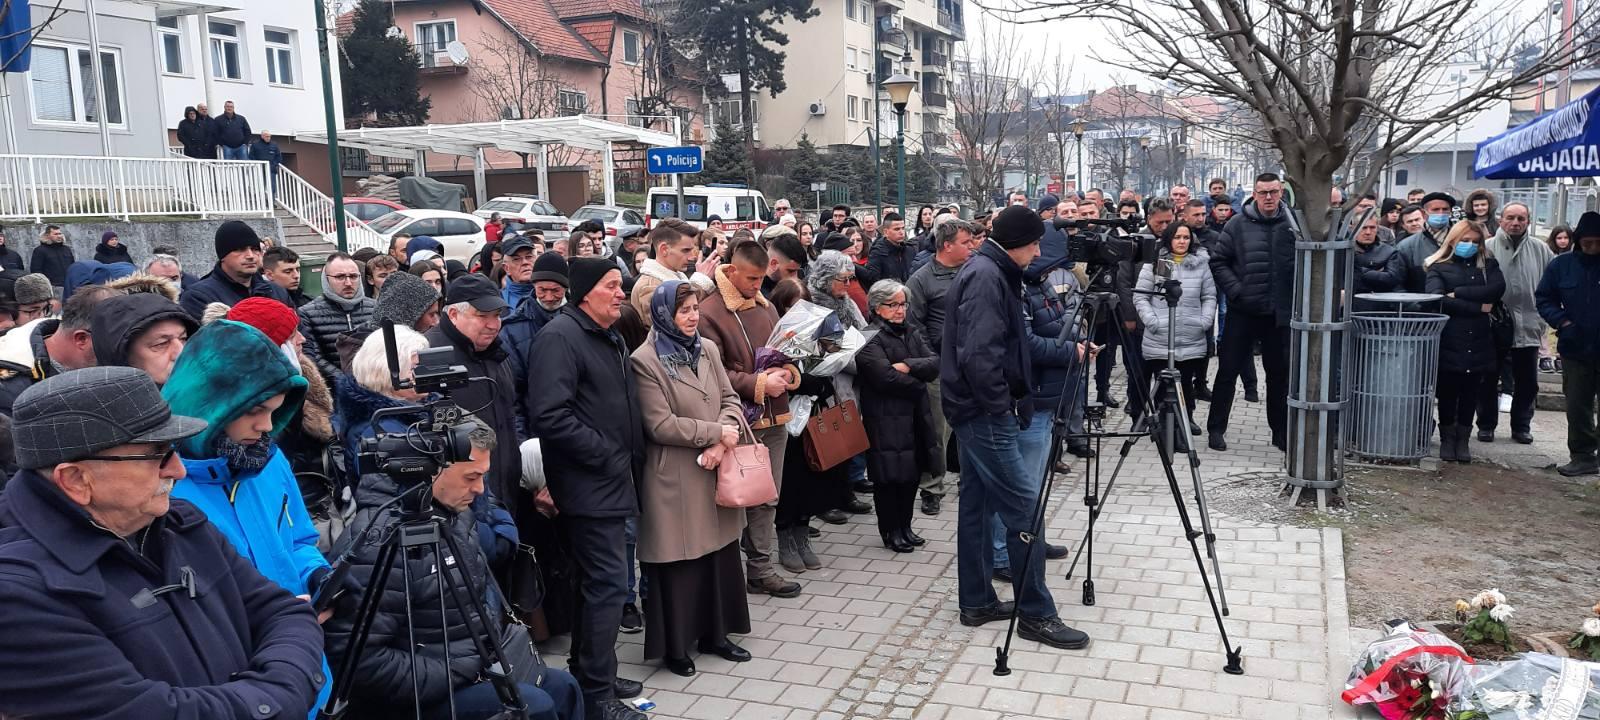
xmin=1108 ymin=198 xmax=1173 ymax=410
xmin=324 ymin=417 xmax=583 ymax=720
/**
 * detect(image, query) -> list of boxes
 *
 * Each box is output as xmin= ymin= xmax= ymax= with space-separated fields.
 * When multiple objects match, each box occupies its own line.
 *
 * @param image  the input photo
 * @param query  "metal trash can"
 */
xmin=1350 ymin=293 xmax=1447 ymax=461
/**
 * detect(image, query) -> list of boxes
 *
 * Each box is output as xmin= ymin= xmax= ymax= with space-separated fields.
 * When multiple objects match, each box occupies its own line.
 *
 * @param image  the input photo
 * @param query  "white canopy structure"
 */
xmin=298 ymin=115 xmax=678 ymax=206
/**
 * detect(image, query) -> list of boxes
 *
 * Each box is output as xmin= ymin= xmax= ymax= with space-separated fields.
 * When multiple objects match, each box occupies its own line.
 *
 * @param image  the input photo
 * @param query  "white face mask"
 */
xmin=280 ymin=343 xmax=301 ymax=374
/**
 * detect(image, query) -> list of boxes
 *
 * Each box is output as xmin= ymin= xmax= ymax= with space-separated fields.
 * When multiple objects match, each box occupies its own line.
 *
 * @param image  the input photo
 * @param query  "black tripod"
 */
xmin=321 ymin=487 xmax=529 ymax=719
xmin=993 ymin=263 xmax=1243 ymax=677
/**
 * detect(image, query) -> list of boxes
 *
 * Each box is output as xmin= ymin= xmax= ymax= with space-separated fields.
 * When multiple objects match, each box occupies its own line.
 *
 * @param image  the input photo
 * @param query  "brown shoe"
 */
xmin=746 ymin=574 xmax=802 ymax=598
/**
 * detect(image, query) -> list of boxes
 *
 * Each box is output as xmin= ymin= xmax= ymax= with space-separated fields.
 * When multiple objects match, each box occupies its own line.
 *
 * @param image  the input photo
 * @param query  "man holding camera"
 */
xmin=324 ymin=417 xmax=584 ymax=720
xmin=942 ymin=205 xmax=1090 ymax=651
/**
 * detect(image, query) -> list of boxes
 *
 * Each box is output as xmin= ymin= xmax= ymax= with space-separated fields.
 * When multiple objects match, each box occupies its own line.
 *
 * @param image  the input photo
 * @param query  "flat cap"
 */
xmin=11 ymin=367 xmax=206 ymax=469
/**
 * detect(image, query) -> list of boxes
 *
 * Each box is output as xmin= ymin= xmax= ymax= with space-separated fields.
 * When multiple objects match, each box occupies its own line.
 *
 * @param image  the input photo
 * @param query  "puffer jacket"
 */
xmin=865 ymin=236 xmax=918 ymax=284
xmin=1426 ymin=258 xmax=1506 ymax=374
xmin=857 ymin=318 xmax=943 ymax=488
xmin=1209 ymin=199 xmax=1295 ymax=324
xmin=1537 ymin=251 xmax=1600 ymax=361
xmin=323 ymin=472 xmax=498 ymax=715
xmin=0 ymin=318 xmax=59 ymax=415
xmin=1022 ymin=268 xmax=1083 ymax=412
xmin=1485 ymin=230 xmax=1554 ymax=348
xmin=1395 ymin=229 xmax=1444 ymax=293
xmin=1352 ymin=241 xmax=1405 ymax=297
xmin=1135 ymin=248 xmax=1216 ymax=362
xmin=299 ymin=293 xmax=375 ymax=382
xmin=500 ymin=298 xmax=562 ymax=433
xmin=940 ymin=240 xmax=1034 ymax=427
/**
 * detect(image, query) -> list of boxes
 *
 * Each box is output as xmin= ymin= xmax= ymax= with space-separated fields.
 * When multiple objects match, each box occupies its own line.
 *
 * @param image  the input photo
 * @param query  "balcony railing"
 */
xmin=922 ymin=49 xmax=948 ymax=68
xmin=922 ymin=131 xmax=948 ymax=149
xmin=923 ymin=91 xmax=948 ymax=109
xmin=276 ymin=166 xmax=386 ymax=252
xmin=0 ymin=154 xmax=272 ymax=221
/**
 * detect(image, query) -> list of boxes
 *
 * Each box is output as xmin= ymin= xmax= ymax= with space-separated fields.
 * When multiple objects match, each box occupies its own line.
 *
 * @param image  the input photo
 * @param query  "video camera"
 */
xmin=1052 ymin=216 xmax=1160 ymax=267
xmin=357 ymin=321 xmax=478 ymax=488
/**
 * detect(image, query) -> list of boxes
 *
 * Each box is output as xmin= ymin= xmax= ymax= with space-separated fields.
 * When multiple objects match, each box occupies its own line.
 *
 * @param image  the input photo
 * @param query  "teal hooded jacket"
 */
xmin=162 ymin=320 xmax=329 ymax=715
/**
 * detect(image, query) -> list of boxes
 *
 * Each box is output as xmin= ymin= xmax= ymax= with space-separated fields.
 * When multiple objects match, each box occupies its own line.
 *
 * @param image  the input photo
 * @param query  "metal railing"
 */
xmin=274 ymin=165 xmax=385 ymax=252
xmin=0 ymin=154 xmax=272 ymax=221
xmin=1495 ymin=184 xmax=1600 ymax=235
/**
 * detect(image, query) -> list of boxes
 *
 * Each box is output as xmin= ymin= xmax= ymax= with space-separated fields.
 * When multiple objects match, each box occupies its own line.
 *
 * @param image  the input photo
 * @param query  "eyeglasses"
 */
xmin=880 ymin=301 xmax=907 ymax=309
xmin=327 ymin=273 xmax=361 ymax=281
xmin=89 ymin=444 xmax=178 ymax=465
xmin=838 ymin=276 xmax=857 ymax=283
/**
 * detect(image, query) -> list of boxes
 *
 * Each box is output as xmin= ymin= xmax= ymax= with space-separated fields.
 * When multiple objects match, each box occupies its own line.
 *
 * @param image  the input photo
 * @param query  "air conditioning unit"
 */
xmin=808 ymin=102 xmax=827 ymax=116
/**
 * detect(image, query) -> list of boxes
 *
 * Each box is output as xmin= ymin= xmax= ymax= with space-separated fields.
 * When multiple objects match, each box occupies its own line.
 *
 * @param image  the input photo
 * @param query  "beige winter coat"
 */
xmin=630 ymin=335 xmax=747 ymax=564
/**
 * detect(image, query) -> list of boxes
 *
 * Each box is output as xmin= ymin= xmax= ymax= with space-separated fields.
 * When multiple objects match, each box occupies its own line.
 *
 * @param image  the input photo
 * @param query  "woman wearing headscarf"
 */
xmin=94 ymin=231 xmax=133 ymax=265
xmin=1426 ymin=220 xmax=1506 ymax=463
xmin=801 ymin=250 xmax=872 ymax=514
xmin=855 ymin=279 xmax=941 ymax=552
xmin=631 ymin=280 xmax=752 ymax=678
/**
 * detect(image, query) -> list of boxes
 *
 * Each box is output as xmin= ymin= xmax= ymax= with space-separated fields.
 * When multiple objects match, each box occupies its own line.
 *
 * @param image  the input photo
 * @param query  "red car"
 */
xmin=342 ymin=197 xmax=407 ymax=223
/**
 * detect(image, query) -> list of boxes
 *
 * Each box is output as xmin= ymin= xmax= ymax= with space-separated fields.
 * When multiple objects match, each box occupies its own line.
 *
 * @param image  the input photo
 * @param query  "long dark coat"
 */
xmin=1426 ymin=257 xmax=1506 ymax=374
xmin=857 ymin=318 xmax=943 ymax=486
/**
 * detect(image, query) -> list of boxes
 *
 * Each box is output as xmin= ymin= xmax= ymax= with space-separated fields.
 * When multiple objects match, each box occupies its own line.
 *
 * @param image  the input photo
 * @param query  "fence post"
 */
xmin=115 ymin=158 xmax=130 ymax=221
xmin=25 ymin=156 xmax=40 ymax=223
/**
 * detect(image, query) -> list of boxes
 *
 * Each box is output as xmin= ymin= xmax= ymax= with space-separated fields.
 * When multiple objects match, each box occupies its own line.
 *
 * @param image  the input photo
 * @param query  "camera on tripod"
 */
xmin=1052 ymin=216 xmax=1160 ymax=267
xmin=358 ymin=322 xmax=477 ymax=487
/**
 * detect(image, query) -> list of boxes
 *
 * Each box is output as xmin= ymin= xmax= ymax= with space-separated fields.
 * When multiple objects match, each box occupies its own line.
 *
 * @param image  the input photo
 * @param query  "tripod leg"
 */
xmin=1157 ymin=440 xmax=1244 ymax=675
xmin=437 ymin=528 xmax=529 ymax=713
xmin=398 ymin=544 xmax=425 ymax=720
xmin=995 ymin=420 xmax=1065 ymax=677
xmin=322 ymin=533 xmax=403 ymax=720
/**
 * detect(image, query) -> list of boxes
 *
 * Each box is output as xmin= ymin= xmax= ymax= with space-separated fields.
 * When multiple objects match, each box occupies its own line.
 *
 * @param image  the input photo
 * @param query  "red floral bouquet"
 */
xmin=1344 ymin=624 xmax=1484 ymax=720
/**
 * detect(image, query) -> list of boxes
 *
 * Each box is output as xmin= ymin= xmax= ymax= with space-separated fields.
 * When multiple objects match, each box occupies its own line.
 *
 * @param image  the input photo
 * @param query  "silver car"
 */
xmin=566 ymin=205 xmax=646 ymax=239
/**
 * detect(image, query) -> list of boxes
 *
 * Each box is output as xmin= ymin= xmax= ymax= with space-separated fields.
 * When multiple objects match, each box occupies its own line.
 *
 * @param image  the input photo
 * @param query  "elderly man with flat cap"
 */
xmin=0 ymin=366 xmax=326 ymax=719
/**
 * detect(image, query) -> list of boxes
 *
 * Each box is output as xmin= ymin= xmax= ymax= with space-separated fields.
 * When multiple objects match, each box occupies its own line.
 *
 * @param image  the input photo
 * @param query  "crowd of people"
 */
xmin=0 ymin=172 xmax=1597 ymax=720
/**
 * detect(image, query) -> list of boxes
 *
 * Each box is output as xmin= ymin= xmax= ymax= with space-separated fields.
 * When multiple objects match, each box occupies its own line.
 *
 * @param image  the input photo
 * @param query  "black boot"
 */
xmin=1456 ymin=427 xmax=1472 ymax=464
xmin=880 ymin=530 xmax=913 ymax=553
xmin=1437 ymin=425 xmax=1459 ymax=463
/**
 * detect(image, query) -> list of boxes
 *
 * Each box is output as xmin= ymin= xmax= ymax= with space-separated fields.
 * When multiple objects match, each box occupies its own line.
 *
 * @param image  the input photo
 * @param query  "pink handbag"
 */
xmin=715 ymin=413 xmax=777 ymax=508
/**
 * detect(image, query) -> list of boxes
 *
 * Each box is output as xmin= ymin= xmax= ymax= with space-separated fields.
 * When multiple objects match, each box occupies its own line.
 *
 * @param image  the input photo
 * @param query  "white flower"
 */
xmin=1582 ymin=618 xmax=1600 ymax=637
xmin=1490 ymin=604 xmax=1515 ymax=623
xmin=1472 ymin=589 xmax=1507 ymax=610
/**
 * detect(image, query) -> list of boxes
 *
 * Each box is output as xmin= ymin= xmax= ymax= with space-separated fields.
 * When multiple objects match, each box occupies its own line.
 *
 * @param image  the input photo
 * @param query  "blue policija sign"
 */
xmin=647 ymin=146 xmax=704 ymax=175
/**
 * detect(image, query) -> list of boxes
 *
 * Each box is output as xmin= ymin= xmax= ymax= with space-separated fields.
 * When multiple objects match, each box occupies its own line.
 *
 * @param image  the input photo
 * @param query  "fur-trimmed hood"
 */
xmin=104 ymin=273 xmax=181 ymax=302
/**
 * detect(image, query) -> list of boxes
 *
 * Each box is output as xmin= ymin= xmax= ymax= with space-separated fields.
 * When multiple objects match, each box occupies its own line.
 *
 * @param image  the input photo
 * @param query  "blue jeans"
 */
xmin=991 ymin=409 xmax=1054 ymax=568
xmin=954 ymin=413 xmax=1058 ymax=620
xmin=221 ymin=144 xmax=249 ymax=160
xmin=624 ymin=516 xmax=639 ymax=605
xmin=430 ymin=668 xmax=584 ymax=720
xmin=847 ymin=453 xmax=866 ymax=484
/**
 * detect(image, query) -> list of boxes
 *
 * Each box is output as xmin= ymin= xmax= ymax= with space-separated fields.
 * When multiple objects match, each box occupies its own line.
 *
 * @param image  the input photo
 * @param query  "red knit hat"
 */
xmin=226 ymin=297 xmax=298 ymax=346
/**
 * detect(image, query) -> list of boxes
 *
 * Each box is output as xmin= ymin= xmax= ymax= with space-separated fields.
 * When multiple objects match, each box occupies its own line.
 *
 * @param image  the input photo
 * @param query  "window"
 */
xmin=621 ymin=30 xmax=640 ymax=65
xmin=415 ymin=20 xmax=456 ymax=68
xmin=847 ymin=95 xmax=859 ymax=121
xmin=439 ymin=218 xmax=481 ymax=236
xmin=263 ymin=29 xmax=296 ymax=85
xmin=625 ymin=97 xmax=644 ymax=127
xmin=846 ymin=0 xmax=856 ymax=20
xmin=710 ymin=98 xmax=757 ymax=128
xmin=29 ymin=43 xmax=125 ymax=126
xmin=208 ymin=20 xmax=243 ymax=80
xmin=557 ymin=89 xmax=587 ymax=116
xmin=845 ymin=46 xmax=857 ymax=71
xmin=1394 ymin=169 xmax=1409 ymax=186
xmin=624 ymin=210 xmax=645 ymax=225
xmin=158 ymin=17 xmax=184 ymax=75
xmin=403 ymin=217 xmax=441 ymax=236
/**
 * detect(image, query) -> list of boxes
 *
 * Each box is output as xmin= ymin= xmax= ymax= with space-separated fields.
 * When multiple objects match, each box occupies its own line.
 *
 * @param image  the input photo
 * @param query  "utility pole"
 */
xmin=313 ymin=0 xmax=348 ymax=251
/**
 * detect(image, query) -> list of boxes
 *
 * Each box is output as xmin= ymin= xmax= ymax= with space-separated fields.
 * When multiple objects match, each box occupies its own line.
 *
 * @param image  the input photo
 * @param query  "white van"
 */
xmin=645 ymin=184 xmax=772 ymax=232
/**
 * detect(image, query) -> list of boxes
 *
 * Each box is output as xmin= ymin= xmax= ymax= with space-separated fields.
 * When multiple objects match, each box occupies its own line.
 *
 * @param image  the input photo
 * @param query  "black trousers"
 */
xmin=1093 ymin=321 xmax=1120 ymax=399
xmin=1439 ymin=370 xmax=1495 ymax=429
xmin=1207 ymin=310 xmax=1289 ymax=440
xmin=873 ymin=480 xmax=917 ymax=536
xmin=559 ymin=515 xmax=628 ymax=708
xmin=1564 ymin=356 xmax=1600 ymax=458
xmin=1476 ymin=346 xmax=1538 ymax=433
xmin=1137 ymin=357 xmax=1206 ymax=423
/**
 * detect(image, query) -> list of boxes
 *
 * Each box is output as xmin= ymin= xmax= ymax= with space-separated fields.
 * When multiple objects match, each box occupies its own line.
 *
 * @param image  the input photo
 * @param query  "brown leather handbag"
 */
xmin=803 ymin=398 xmax=870 ymax=471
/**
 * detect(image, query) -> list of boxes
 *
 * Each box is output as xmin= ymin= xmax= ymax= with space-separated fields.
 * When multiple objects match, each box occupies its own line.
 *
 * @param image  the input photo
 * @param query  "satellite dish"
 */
xmin=384 ymin=25 xmax=405 ymax=40
xmin=446 ymin=41 xmax=469 ymax=65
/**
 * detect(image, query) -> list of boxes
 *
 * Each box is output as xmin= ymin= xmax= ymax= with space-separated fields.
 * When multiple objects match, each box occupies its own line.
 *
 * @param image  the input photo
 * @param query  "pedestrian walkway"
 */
xmin=540 ymin=374 xmax=1359 ymax=719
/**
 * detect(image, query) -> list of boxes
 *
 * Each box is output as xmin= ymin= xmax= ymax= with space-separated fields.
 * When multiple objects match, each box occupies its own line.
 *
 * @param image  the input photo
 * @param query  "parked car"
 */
xmin=367 ymin=209 xmax=486 ymax=262
xmin=343 ymin=197 xmax=407 ymax=223
xmin=567 ymin=205 xmax=646 ymax=237
xmin=475 ymin=195 xmax=569 ymax=234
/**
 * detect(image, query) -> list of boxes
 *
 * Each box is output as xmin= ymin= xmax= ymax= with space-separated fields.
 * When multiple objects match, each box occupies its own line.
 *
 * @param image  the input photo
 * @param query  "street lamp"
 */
xmin=1138 ymin=136 xmax=1151 ymax=198
xmin=883 ymin=72 xmax=918 ymax=222
xmin=872 ymin=20 xmax=910 ymax=219
xmin=1071 ymin=117 xmax=1087 ymax=196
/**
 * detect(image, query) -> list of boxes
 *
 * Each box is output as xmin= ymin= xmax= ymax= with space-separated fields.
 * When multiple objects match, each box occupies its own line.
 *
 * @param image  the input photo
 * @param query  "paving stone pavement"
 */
xmin=539 ymin=366 xmax=1362 ymax=719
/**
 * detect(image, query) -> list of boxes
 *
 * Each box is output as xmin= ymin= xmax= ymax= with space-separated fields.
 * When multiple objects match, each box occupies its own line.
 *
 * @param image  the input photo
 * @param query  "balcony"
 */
xmin=415 ymin=44 xmax=468 ymax=76
xmin=922 ymin=91 xmax=948 ymax=109
xmin=922 ymin=131 xmax=948 ymax=149
xmin=936 ymin=0 xmax=965 ymax=38
xmin=922 ymin=48 xmax=948 ymax=71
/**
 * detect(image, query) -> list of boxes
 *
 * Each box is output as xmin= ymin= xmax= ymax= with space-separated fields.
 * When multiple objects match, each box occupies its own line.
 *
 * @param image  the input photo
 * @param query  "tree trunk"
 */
xmin=1279 ymin=155 xmax=1347 ymax=495
xmin=737 ymin=12 xmax=756 ymax=188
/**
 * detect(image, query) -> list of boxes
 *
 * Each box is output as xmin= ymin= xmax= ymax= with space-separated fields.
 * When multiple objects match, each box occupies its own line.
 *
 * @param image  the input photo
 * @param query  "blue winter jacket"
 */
xmin=1536 ymin=251 xmax=1600 ymax=362
xmin=499 ymin=299 xmax=562 ymax=434
xmin=1022 ymin=271 xmax=1083 ymax=413
xmin=940 ymin=240 xmax=1035 ymax=428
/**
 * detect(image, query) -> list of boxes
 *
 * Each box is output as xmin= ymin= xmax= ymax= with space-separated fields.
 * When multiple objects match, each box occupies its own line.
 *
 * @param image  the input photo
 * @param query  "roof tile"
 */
xmin=571 ymin=20 xmax=616 ymax=59
xmin=482 ymin=0 xmax=607 ymax=64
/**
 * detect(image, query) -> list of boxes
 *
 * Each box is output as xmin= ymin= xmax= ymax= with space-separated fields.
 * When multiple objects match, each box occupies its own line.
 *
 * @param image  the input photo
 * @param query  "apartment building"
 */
xmin=741 ymin=0 xmax=964 ymax=155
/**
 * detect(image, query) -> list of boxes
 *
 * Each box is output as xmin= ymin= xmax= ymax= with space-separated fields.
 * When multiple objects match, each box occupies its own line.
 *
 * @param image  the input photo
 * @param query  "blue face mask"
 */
xmin=1427 ymin=213 xmax=1451 ymax=229
xmin=1454 ymin=242 xmax=1479 ymax=259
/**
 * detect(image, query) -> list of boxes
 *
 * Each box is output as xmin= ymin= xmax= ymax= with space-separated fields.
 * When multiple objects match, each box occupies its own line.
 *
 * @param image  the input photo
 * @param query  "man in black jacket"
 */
xmin=426 ymin=275 xmax=519 ymax=510
xmin=0 ymin=226 xmax=24 ymax=272
xmin=324 ymin=419 xmax=583 ymax=720
xmin=213 ymin=100 xmax=252 ymax=160
xmin=0 ymin=286 xmax=118 ymax=415
xmin=29 ymin=225 xmax=74 ymax=289
xmin=941 ymin=205 xmax=1090 ymax=651
xmin=864 ymin=211 xmax=916 ymax=284
xmin=1206 ymin=172 xmax=1296 ymax=452
xmin=178 ymin=220 xmax=291 ymax=320
xmin=525 ymin=257 xmax=646 ymax=720
xmin=298 ymin=253 xmax=374 ymax=384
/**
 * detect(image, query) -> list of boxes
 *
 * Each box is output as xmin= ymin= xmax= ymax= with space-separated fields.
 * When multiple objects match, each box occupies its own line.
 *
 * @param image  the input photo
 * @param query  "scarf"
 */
xmin=649 ymin=280 xmax=701 ymax=379
xmin=216 ymin=433 xmax=276 ymax=475
xmin=503 ymin=281 xmax=532 ymax=311
xmin=322 ymin=282 xmax=366 ymax=312
xmin=1171 ymin=252 xmax=1187 ymax=265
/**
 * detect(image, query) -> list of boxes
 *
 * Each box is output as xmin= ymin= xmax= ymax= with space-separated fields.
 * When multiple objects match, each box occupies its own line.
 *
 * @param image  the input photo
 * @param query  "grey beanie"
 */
xmin=371 ymin=269 xmax=440 ymax=328
xmin=14 ymin=274 xmax=53 ymax=306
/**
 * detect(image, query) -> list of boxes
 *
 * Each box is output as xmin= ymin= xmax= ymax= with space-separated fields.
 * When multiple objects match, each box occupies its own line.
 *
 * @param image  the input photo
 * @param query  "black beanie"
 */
xmin=568 ymin=257 xmax=618 ymax=304
xmin=214 ymin=220 xmax=261 ymax=258
xmin=1420 ymin=191 xmax=1458 ymax=209
xmin=1575 ymin=211 xmax=1600 ymax=242
xmin=990 ymin=206 xmax=1045 ymax=249
xmin=531 ymin=252 xmax=570 ymax=288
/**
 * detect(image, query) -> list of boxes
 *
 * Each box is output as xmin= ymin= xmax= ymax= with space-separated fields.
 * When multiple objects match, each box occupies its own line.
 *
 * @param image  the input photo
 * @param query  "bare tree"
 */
xmin=1082 ymin=84 xmax=1178 ymax=196
xmin=464 ymin=31 xmax=584 ymax=168
xmin=949 ymin=25 xmax=1039 ymax=207
xmin=985 ymin=0 xmax=1600 ymax=490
